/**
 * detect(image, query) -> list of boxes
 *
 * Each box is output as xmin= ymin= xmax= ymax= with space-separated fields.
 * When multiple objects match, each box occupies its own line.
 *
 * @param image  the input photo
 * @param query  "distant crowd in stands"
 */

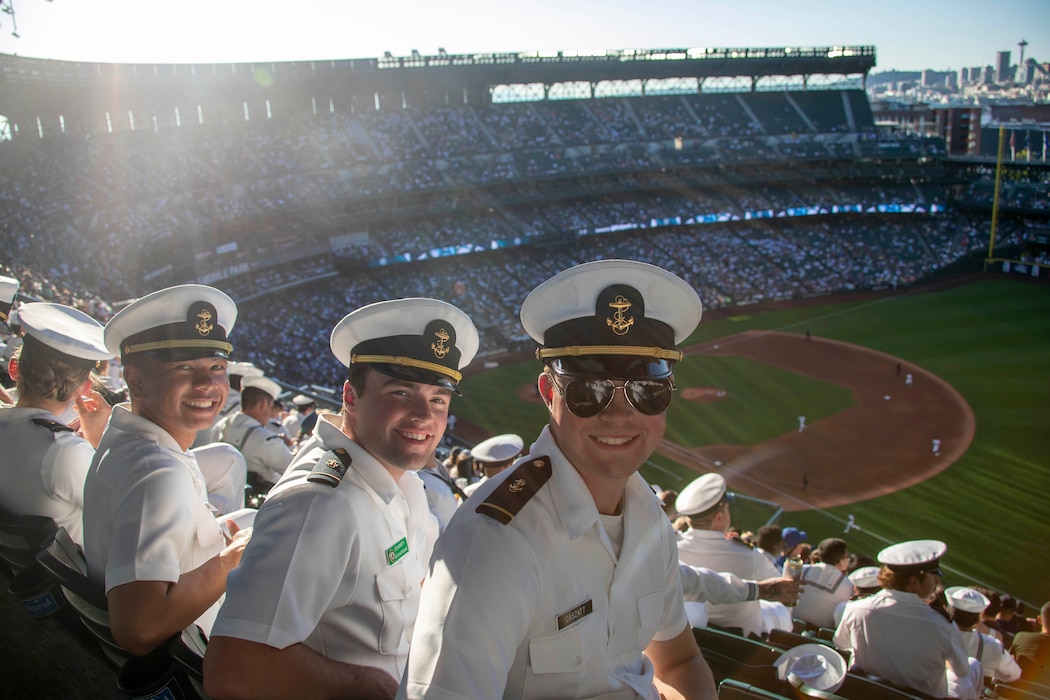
xmin=1 ymin=86 xmax=948 ymax=301
xmin=230 ymin=211 xmax=1020 ymax=391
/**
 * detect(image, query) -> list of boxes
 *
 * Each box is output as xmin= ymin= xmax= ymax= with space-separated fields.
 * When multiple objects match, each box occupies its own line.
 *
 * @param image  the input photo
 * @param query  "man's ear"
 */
xmin=123 ymin=363 xmax=144 ymax=400
xmin=537 ymin=373 xmax=555 ymax=410
xmin=342 ymin=380 xmax=356 ymax=411
xmin=7 ymin=356 xmax=19 ymax=382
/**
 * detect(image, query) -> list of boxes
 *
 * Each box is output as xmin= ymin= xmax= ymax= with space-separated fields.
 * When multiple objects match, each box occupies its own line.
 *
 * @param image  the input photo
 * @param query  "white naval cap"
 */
xmin=877 ymin=539 xmax=947 ymax=576
xmin=241 ymin=375 xmax=281 ymax=402
xmin=944 ymin=586 xmax=990 ymax=614
xmin=330 ymin=298 xmax=479 ymax=394
xmin=0 ymin=275 xmax=18 ymax=324
xmin=675 ymin=473 xmax=733 ymax=517
xmin=6 ymin=305 xmax=21 ymax=331
xmin=774 ymin=644 xmax=847 ymax=693
xmin=105 ymin=284 xmax=237 ymax=363
xmin=471 ymin=433 xmax=524 ymax=464
xmin=228 ymin=361 xmax=264 ymax=378
xmin=17 ymin=303 xmax=111 ymax=364
xmin=520 ymin=259 xmax=702 ymax=380
xmin=848 ymin=566 xmax=882 ymax=589
xmin=292 ymin=394 xmax=315 ymax=407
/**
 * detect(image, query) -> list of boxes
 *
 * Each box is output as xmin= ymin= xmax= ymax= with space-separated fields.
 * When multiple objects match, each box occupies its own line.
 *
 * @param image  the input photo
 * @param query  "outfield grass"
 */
xmin=455 ymin=278 xmax=1050 ymax=605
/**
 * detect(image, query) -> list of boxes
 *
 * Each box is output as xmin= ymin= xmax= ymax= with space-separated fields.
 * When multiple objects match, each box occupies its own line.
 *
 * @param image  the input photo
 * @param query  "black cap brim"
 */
xmin=549 ymin=355 xmax=674 ymax=380
xmin=140 ymin=347 xmax=232 ymax=363
xmin=368 ymin=363 xmax=462 ymax=396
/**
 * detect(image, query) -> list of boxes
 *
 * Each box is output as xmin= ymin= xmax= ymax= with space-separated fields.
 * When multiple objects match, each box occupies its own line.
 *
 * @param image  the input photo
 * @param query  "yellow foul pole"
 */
xmin=988 ymin=125 xmax=1006 ymax=260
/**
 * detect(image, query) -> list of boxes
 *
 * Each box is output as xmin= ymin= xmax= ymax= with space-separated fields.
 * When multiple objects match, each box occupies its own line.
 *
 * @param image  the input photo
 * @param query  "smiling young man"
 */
xmin=400 ymin=260 xmax=716 ymax=700
xmin=82 ymin=284 xmax=253 ymax=656
xmin=203 ymin=298 xmax=478 ymax=700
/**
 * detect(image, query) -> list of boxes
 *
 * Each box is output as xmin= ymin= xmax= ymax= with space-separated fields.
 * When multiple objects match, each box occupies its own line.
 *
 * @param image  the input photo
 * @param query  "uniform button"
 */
xmin=575 ymin=656 xmax=582 ymax=666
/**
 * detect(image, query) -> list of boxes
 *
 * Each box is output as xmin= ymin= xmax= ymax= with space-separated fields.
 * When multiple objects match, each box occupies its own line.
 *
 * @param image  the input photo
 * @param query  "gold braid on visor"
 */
xmin=123 ymin=339 xmax=233 ymax=355
xmin=351 ymin=354 xmax=462 ymax=383
xmin=536 ymin=345 xmax=683 ymax=362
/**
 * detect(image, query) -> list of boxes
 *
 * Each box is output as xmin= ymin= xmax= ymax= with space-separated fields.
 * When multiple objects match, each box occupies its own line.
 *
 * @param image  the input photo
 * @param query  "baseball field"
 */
xmin=452 ymin=276 xmax=1050 ymax=606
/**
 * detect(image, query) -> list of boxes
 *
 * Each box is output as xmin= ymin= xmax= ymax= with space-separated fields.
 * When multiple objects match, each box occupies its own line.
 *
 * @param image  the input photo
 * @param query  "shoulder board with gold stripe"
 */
xmin=307 ymin=447 xmax=351 ymax=488
xmin=475 ymin=455 xmax=551 ymax=525
xmin=31 ymin=418 xmax=75 ymax=434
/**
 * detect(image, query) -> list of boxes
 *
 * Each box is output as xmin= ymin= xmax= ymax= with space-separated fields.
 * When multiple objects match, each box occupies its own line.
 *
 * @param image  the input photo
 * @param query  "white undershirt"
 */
xmin=600 ymin=512 xmax=625 ymax=559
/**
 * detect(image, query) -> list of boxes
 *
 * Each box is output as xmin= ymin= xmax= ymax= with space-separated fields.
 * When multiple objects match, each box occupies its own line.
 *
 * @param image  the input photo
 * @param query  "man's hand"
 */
xmin=74 ymin=388 xmax=113 ymax=448
xmin=757 ymin=576 xmax=804 ymax=605
xmin=219 ymin=521 xmax=252 ymax=572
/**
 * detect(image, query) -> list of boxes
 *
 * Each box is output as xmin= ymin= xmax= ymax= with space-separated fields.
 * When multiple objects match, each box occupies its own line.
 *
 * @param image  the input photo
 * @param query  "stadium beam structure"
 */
xmin=0 ymin=46 xmax=875 ymax=136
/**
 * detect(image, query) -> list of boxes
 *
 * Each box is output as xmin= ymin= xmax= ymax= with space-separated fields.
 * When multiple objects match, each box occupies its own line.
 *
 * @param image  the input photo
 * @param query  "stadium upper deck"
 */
xmin=0 ymin=46 xmax=875 ymax=138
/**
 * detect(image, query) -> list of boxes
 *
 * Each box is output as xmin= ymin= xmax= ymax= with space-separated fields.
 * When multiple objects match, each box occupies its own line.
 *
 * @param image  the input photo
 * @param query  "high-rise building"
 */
xmin=971 ymin=67 xmax=982 ymax=84
xmin=1022 ymin=59 xmax=1036 ymax=85
xmin=959 ymin=67 xmax=970 ymax=84
xmin=996 ymin=51 xmax=1012 ymax=83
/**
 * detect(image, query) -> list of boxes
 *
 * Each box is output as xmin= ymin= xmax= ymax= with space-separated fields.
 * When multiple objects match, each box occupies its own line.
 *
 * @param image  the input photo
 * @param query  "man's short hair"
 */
xmin=240 ymin=386 xmax=272 ymax=409
xmin=950 ymin=608 xmax=980 ymax=629
xmin=1040 ymin=601 xmax=1050 ymax=627
xmin=757 ymin=525 xmax=783 ymax=553
xmin=815 ymin=538 xmax=849 ymax=566
xmin=348 ymin=363 xmax=372 ymax=397
xmin=974 ymin=586 xmax=1002 ymax=616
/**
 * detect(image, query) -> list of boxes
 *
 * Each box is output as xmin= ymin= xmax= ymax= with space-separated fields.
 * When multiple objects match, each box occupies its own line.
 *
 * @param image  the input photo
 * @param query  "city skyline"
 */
xmin=0 ymin=0 xmax=1046 ymax=75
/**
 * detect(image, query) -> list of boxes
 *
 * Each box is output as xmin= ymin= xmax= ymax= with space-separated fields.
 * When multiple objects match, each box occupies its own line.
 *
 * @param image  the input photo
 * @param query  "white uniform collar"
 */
xmin=110 ymin=402 xmax=190 ymax=454
xmin=0 ymin=406 xmax=61 ymax=422
xmin=314 ymin=411 xmax=413 ymax=504
xmin=236 ymin=412 xmax=263 ymax=429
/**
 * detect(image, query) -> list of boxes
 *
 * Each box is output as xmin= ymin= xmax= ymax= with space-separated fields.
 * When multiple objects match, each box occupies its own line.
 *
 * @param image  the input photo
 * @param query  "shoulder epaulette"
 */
xmin=307 ymin=447 xmax=351 ymax=487
xmin=31 ymin=418 xmax=75 ymax=434
xmin=265 ymin=434 xmax=283 ymax=441
xmin=475 ymin=455 xmax=551 ymax=525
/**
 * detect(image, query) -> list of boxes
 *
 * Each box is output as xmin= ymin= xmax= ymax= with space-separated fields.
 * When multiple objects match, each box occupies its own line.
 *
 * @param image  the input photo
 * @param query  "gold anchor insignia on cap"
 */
xmin=606 ymin=295 xmax=635 ymax=336
xmin=431 ymin=327 xmax=451 ymax=358
xmin=195 ymin=307 xmax=214 ymax=336
xmin=508 ymin=478 xmax=527 ymax=493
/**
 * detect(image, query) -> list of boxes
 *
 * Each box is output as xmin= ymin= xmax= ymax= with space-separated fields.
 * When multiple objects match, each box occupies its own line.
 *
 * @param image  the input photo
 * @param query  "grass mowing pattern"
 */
xmin=455 ymin=279 xmax=1050 ymax=604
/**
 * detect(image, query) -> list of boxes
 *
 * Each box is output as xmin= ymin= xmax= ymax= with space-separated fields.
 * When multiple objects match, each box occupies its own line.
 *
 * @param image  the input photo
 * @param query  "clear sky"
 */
xmin=0 ymin=0 xmax=1047 ymax=73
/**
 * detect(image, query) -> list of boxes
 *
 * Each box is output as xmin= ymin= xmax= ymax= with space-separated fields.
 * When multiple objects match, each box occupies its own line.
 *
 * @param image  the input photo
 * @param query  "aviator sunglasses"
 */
xmin=550 ymin=375 xmax=676 ymax=418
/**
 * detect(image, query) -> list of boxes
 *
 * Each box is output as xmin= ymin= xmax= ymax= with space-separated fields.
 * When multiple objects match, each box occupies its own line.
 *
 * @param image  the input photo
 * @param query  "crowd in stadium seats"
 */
xmin=1 ymin=88 xmax=949 ymax=301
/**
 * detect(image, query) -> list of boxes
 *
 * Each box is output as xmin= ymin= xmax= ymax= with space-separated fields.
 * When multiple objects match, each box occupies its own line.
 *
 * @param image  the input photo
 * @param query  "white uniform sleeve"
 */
xmin=104 ymin=456 xmax=197 ymax=591
xmin=679 ymin=564 xmax=757 ymax=605
xmin=986 ymin=635 xmax=1022 ymax=683
xmin=257 ymin=433 xmax=294 ymax=484
xmin=654 ymin=535 xmax=690 ymax=643
xmin=401 ymin=516 xmax=540 ymax=700
xmin=212 ymin=485 xmax=357 ymax=649
xmin=40 ymin=435 xmax=93 ymax=513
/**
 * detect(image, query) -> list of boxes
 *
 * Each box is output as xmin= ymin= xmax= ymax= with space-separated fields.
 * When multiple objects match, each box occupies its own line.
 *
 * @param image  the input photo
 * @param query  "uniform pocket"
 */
xmin=529 ymin=613 xmax=598 ymax=674
xmin=375 ymin=560 xmax=413 ymax=655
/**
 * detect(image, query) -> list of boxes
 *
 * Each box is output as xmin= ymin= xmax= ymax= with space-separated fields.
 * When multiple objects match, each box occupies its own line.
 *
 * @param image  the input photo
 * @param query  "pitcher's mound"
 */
xmin=681 ymin=387 xmax=729 ymax=402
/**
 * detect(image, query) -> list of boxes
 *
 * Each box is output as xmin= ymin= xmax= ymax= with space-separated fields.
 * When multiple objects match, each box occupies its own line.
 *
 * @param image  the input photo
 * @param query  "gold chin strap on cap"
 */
xmin=351 ymin=354 xmax=462 ymax=383
xmin=536 ymin=345 xmax=683 ymax=362
xmin=123 ymin=339 xmax=234 ymax=355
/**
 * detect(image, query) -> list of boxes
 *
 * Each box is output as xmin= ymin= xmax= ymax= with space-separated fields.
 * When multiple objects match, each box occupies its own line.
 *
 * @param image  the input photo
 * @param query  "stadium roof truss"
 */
xmin=0 ymin=45 xmax=875 ymax=137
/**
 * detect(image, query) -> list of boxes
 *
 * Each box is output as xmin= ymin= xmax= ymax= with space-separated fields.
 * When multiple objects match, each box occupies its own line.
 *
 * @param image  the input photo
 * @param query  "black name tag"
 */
xmin=557 ymin=599 xmax=593 ymax=630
